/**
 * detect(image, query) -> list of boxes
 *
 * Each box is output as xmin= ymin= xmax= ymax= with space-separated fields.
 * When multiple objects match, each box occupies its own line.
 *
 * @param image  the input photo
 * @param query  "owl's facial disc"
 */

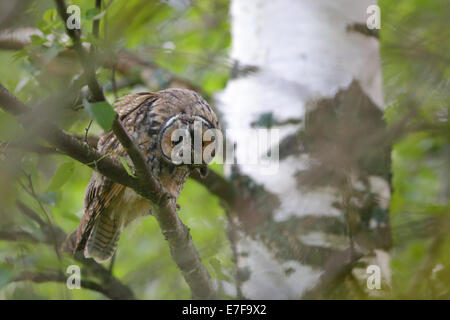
xmin=158 ymin=114 xmax=216 ymax=166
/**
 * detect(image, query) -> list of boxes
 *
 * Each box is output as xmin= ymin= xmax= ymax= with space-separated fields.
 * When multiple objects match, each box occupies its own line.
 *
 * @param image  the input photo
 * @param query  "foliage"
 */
xmin=0 ymin=0 xmax=447 ymax=299
xmin=380 ymin=0 xmax=449 ymax=299
xmin=0 ymin=0 xmax=231 ymax=299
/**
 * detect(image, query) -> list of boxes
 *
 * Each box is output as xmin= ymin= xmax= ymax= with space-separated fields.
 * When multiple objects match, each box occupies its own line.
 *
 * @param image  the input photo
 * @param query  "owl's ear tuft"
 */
xmin=196 ymin=165 xmax=209 ymax=178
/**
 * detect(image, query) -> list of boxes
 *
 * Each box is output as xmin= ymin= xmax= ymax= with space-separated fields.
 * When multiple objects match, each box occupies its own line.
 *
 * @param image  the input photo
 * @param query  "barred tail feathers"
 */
xmin=84 ymin=213 xmax=123 ymax=263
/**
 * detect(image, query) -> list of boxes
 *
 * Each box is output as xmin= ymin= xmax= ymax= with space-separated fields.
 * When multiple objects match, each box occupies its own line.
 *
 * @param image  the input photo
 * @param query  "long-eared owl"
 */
xmin=64 ymin=88 xmax=220 ymax=263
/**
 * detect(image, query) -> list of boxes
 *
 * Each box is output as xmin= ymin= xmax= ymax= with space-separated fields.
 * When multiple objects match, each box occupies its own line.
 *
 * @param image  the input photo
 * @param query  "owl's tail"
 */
xmin=84 ymin=213 xmax=123 ymax=263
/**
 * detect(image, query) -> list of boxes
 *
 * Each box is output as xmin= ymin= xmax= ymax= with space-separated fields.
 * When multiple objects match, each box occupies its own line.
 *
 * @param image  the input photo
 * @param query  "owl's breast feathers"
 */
xmin=63 ymin=89 xmax=219 ymax=262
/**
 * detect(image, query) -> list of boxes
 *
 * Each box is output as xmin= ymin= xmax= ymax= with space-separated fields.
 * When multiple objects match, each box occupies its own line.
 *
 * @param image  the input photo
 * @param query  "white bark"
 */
xmin=218 ymin=0 xmax=385 ymax=299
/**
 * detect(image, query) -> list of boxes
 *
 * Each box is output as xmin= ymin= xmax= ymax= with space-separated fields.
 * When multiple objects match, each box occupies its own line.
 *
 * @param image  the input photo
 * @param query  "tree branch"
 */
xmin=0 ymin=83 xmax=135 ymax=188
xmin=12 ymin=271 xmax=121 ymax=300
xmin=0 ymin=202 xmax=136 ymax=300
xmin=0 ymin=1 xmax=33 ymax=31
xmin=54 ymin=0 xmax=215 ymax=298
xmin=16 ymin=200 xmax=67 ymax=244
xmin=2 ymin=75 xmax=215 ymax=301
xmin=0 ymin=27 xmax=205 ymax=96
xmin=111 ymin=49 xmax=208 ymax=96
xmin=0 ymin=27 xmax=41 ymax=50
xmin=191 ymin=170 xmax=236 ymax=208
xmin=0 ymin=230 xmax=39 ymax=242
xmin=0 ymin=0 xmax=218 ymax=299
xmin=301 ymin=247 xmax=364 ymax=299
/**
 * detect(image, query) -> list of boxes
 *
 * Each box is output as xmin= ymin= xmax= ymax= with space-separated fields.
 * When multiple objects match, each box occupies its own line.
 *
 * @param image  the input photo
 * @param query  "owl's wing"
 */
xmin=73 ymin=173 xmax=125 ymax=253
xmin=114 ymin=92 xmax=157 ymax=120
xmin=71 ymin=93 xmax=157 ymax=255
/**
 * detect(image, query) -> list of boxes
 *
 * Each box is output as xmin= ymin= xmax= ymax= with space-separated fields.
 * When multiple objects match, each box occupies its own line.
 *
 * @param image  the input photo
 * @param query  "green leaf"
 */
xmin=43 ymin=8 xmax=57 ymax=22
xmin=12 ymin=48 xmax=28 ymax=61
xmin=86 ymin=8 xmax=101 ymax=20
xmin=83 ymin=99 xmax=117 ymax=131
xmin=47 ymin=162 xmax=75 ymax=191
xmin=119 ymin=156 xmax=136 ymax=178
xmin=30 ymin=35 xmax=47 ymax=46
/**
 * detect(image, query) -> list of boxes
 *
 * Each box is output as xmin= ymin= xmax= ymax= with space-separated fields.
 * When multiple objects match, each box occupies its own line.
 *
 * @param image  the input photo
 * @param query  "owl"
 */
xmin=64 ymin=88 xmax=220 ymax=263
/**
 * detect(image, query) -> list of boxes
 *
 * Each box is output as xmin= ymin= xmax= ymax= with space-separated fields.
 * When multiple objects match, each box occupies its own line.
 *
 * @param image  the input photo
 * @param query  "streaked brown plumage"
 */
xmin=64 ymin=88 xmax=220 ymax=262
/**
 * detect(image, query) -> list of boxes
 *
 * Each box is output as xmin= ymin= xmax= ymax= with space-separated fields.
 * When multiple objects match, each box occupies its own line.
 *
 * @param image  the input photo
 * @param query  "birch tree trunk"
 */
xmin=218 ymin=0 xmax=391 ymax=299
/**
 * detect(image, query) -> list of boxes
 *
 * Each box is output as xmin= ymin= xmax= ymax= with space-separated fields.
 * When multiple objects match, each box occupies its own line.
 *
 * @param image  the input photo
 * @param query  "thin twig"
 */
xmin=84 ymin=120 xmax=93 ymax=144
xmin=0 ymin=83 xmax=135 ymax=188
xmin=18 ymin=169 xmax=62 ymax=260
xmin=7 ymin=202 xmax=136 ymax=299
xmin=111 ymin=64 xmax=118 ymax=99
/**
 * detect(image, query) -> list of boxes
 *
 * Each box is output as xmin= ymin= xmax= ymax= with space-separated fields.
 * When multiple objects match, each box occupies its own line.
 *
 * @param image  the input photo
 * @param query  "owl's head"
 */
xmin=158 ymin=113 xmax=220 ymax=176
